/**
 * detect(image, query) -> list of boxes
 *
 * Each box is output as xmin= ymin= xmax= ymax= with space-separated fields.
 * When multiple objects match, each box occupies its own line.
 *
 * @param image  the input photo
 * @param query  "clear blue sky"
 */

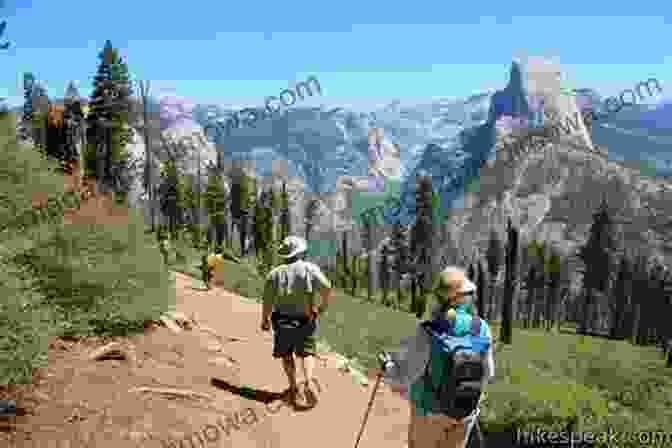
xmin=1 ymin=0 xmax=670 ymax=111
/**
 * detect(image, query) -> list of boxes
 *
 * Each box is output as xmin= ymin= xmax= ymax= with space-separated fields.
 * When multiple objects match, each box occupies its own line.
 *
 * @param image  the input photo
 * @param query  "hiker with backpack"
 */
xmin=368 ymin=266 xmax=495 ymax=448
xmin=260 ymin=236 xmax=335 ymax=409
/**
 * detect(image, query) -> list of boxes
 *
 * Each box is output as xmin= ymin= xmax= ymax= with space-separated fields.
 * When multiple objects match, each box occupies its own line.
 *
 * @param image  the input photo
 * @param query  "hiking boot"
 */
xmin=303 ymin=378 xmax=321 ymax=408
xmin=284 ymin=385 xmax=303 ymax=408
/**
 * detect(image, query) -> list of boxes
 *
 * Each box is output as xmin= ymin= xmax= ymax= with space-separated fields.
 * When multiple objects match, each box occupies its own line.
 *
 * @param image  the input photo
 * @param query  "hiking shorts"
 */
xmin=271 ymin=312 xmax=319 ymax=358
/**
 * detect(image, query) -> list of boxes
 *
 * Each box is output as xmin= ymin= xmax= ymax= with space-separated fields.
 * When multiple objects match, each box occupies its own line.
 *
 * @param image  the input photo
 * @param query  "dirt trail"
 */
xmin=0 ymin=272 xmax=410 ymax=448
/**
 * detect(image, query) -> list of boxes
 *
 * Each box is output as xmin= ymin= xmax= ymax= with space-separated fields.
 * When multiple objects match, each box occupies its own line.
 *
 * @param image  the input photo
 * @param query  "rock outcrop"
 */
xmin=442 ymin=122 xmax=672 ymax=275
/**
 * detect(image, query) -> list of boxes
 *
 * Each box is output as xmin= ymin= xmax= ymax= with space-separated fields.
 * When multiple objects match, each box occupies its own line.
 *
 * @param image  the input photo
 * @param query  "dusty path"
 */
xmin=0 ymin=272 xmax=410 ymax=448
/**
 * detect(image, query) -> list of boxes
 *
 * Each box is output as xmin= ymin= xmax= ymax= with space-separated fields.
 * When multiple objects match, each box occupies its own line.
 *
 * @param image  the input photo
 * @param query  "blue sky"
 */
xmin=0 ymin=0 xmax=670 ymax=111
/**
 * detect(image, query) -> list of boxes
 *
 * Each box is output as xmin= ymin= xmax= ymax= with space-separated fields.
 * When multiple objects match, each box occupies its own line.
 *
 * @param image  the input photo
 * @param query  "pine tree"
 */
xmin=279 ymin=181 xmax=291 ymax=241
xmin=254 ymin=188 xmax=274 ymax=276
xmin=65 ymin=80 xmax=79 ymax=100
xmin=136 ymin=80 xmax=156 ymax=232
xmin=230 ymin=173 xmax=242 ymax=248
xmin=646 ymin=261 xmax=671 ymax=351
xmin=476 ymin=261 xmax=486 ymax=317
xmin=341 ymin=231 xmax=349 ymax=290
xmin=350 ymin=237 xmax=359 ymax=297
xmin=522 ymin=240 xmax=547 ymax=328
xmin=533 ymin=241 xmax=547 ymax=328
xmin=20 ymin=72 xmax=35 ymax=140
xmin=630 ymin=253 xmax=649 ymax=345
xmin=523 ymin=263 xmax=538 ymax=328
xmin=576 ymin=198 xmax=617 ymax=335
xmin=227 ymin=166 xmax=254 ymax=255
xmin=158 ymin=159 xmax=180 ymax=239
xmin=545 ymin=247 xmax=562 ymax=332
xmin=410 ymin=175 xmax=434 ymax=316
xmin=44 ymin=103 xmax=67 ymax=164
xmin=610 ymin=255 xmax=632 ymax=339
xmin=304 ymin=197 xmax=320 ymax=240
xmin=254 ymin=188 xmax=274 ymax=255
xmin=232 ymin=174 xmax=255 ymax=256
xmin=658 ymin=266 xmax=672 ymax=367
xmin=62 ymin=81 xmax=84 ymax=166
xmin=390 ymin=220 xmax=409 ymax=310
xmin=501 ymin=218 xmax=519 ymax=344
xmin=362 ymin=215 xmax=374 ymax=302
xmin=86 ymin=40 xmax=133 ymax=194
xmin=30 ymin=82 xmax=49 ymax=150
xmin=204 ymin=172 xmax=227 ymax=250
xmin=86 ymin=41 xmax=115 ymax=187
xmin=379 ymin=243 xmax=391 ymax=306
xmin=229 ymin=171 xmax=253 ymax=255
xmin=652 ymin=264 xmax=672 ymax=359
xmin=178 ymin=174 xmax=198 ymax=244
xmin=641 ymin=262 xmax=662 ymax=346
xmin=486 ymin=229 xmax=503 ymax=320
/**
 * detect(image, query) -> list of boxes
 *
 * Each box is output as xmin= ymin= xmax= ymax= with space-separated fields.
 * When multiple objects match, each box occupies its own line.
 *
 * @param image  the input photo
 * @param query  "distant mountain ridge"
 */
xmin=18 ymin=62 xmax=671 ymax=263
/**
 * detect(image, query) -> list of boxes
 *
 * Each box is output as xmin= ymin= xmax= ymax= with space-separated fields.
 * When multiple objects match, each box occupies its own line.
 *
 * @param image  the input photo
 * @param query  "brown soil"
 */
xmin=0 ymin=272 xmax=410 ymax=448
xmin=1 ymin=159 xmax=410 ymax=447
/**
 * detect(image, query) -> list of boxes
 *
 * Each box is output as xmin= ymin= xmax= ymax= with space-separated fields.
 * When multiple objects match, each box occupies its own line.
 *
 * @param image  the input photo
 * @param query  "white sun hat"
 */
xmin=437 ymin=266 xmax=477 ymax=294
xmin=278 ymin=236 xmax=308 ymax=259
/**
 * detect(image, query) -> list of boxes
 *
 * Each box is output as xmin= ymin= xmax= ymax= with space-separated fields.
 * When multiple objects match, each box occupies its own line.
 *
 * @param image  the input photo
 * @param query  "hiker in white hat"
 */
xmin=369 ymin=266 xmax=495 ymax=448
xmin=260 ymin=236 xmax=335 ymax=409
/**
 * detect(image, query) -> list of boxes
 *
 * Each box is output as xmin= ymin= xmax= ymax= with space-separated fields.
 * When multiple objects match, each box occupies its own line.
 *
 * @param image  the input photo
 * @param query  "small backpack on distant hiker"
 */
xmin=416 ymin=316 xmax=490 ymax=419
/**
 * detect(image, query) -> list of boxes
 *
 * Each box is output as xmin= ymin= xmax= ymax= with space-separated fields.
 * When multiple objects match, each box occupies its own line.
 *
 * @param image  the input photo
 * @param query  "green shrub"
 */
xmin=82 ymin=142 xmax=98 ymax=178
xmin=0 ymin=261 xmax=55 ymax=384
xmin=13 ymin=207 xmax=175 ymax=336
xmin=1 ymin=114 xmax=175 ymax=383
xmin=0 ymin=116 xmax=67 ymax=383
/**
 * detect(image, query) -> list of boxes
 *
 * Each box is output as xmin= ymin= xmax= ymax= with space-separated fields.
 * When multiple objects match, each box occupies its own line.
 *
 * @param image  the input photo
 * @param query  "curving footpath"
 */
xmin=0 ymin=271 xmax=411 ymax=448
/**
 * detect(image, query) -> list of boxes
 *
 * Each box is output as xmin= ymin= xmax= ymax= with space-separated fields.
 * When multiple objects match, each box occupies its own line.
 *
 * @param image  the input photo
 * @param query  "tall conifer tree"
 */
xmin=86 ymin=40 xmax=133 ymax=193
xmin=279 ymin=181 xmax=291 ymax=241
xmin=486 ymin=229 xmax=503 ymax=320
xmin=577 ymin=198 xmax=617 ymax=334
xmin=390 ymin=220 xmax=408 ymax=310
xmin=410 ymin=175 xmax=434 ymax=317
xmin=20 ymin=72 xmax=35 ymax=140
xmin=205 ymin=172 xmax=227 ymax=250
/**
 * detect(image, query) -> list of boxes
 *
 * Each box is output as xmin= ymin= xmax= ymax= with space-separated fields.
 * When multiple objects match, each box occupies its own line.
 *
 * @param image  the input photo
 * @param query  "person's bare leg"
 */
xmin=297 ymin=354 xmax=315 ymax=385
xmin=297 ymin=354 xmax=320 ymax=406
xmin=407 ymin=400 xmax=416 ymax=448
xmin=281 ymin=354 xmax=298 ymax=391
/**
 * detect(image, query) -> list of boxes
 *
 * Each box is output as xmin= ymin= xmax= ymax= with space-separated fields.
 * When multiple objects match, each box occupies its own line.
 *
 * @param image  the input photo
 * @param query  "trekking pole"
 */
xmin=353 ymin=353 xmax=390 ymax=448
xmin=353 ymin=370 xmax=383 ymax=448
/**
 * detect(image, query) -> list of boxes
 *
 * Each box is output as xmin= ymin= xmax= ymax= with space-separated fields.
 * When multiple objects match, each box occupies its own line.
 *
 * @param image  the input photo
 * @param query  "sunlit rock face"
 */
xmin=159 ymin=95 xmax=197 ymax=129
xmin=368 ymin=127 xmax=402 ymax=192
xmin=523 ymin=57 xmax=594 ymax=150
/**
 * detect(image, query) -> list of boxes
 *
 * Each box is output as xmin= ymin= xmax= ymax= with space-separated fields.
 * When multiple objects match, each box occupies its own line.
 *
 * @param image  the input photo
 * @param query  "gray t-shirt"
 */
xmin=263 ymin=260 xmax=332 ymax=318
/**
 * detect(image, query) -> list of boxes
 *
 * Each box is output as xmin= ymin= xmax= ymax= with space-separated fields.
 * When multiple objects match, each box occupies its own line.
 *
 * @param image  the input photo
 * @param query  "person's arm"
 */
xmin=318 ymin=285 xmax=334 ymax=314
xmin=482 ymin=322 xmax=496 ymax=383
xmin=484 ymin=346 xmax=495 ymax=384
xmin=261 ymin=277 xmax=275 ymax=327
xmin=311 ymin=265 xmax=334 ymax=317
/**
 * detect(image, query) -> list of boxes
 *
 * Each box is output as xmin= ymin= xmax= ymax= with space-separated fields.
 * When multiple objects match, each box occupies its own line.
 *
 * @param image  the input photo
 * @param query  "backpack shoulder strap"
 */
xmin=470 ymin=317 xmax=482 ymax=337
xmin=419 ymin=321 xmax=438 ymax=391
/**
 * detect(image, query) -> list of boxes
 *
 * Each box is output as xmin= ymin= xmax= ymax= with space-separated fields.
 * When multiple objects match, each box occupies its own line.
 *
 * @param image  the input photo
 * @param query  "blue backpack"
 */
xmin=416 ymin=317 xmax=490 ymax=418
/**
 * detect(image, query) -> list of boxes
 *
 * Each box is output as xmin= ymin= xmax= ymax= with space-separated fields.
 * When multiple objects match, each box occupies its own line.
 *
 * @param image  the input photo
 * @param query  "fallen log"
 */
xmin=88 ymin=342 xmax=135 ymax=364
xmin=159 ymin=318 xmax=182 ymax=333
xmin=129 ymin=387 xmax=213 ymax=402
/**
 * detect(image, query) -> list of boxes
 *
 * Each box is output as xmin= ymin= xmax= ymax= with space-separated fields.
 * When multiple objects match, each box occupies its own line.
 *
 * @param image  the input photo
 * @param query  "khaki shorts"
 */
xmin=408 ymin=401 xmax=472 ymax=448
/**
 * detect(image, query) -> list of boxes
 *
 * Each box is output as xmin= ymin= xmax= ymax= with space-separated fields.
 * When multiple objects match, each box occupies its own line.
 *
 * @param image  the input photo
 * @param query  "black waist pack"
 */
xmin=271 ymin=312 xmax=311 ymax=328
